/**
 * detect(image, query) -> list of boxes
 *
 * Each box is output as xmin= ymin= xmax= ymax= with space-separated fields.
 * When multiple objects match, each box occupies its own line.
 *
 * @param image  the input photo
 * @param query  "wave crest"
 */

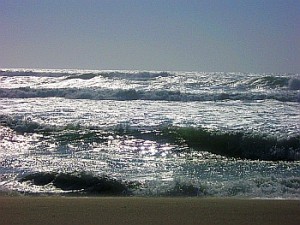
xmin=249 ymin=76 xmax=289 ymax=88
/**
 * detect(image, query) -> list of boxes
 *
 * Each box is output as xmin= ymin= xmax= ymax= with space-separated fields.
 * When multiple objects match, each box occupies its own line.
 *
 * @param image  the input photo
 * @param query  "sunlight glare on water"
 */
xmin=0 ymin=69 xmax=299 ymax=197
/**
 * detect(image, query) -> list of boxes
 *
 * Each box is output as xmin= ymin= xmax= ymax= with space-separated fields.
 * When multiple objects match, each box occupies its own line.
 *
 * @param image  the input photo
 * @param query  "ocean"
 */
xmin=0 ymin=68 xmax=299 ymax=198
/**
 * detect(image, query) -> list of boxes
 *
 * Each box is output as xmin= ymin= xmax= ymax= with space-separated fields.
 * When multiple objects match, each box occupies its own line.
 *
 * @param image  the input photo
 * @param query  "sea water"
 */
xmin=0 ymin=69 xmax=299 ymax=198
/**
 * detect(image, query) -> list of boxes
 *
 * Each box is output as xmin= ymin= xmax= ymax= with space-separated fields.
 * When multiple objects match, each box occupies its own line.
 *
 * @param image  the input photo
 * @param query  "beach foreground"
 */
xmin=0 ymin=197 xmax=299 ymax=225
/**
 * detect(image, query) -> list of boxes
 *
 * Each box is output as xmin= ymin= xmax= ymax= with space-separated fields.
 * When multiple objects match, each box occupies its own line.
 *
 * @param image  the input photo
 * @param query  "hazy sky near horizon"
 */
xmin=1 ymin=0 xmax=299 ymax=73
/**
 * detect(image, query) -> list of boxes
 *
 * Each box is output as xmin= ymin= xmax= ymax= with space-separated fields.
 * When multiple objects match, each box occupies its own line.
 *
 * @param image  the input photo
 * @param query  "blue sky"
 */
xmin=1 ymin=0 xmax=299 ymax=73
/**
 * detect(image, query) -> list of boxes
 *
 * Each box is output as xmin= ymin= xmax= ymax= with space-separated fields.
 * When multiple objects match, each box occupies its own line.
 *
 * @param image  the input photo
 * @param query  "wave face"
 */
xmin=162 ymin=127 xmax=300 ymax=161
xmin=0 ymin=68 xmax=300 ymax=198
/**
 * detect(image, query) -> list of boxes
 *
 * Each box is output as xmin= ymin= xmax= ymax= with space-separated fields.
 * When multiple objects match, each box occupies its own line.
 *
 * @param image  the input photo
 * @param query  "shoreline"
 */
xmin=1 ymin=196 xmax=299 ymax=225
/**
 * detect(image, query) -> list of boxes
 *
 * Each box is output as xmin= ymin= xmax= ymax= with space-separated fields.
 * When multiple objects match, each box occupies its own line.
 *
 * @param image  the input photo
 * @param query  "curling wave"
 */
xmin=161 ymin=127 xmax=300 ymax=161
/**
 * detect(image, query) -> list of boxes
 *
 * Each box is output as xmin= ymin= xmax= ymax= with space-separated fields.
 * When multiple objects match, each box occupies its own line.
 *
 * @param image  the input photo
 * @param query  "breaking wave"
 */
xmin=0 ymin=114 xmax=51 ymax=133
xmin=1 ymin=115 xmax=299 ymax=161
xmin=1 ymin=87 xmax=299 ymax=102
xmin=1 ymin=69 xmax=299 ymax=102
xmin=19 ymin=172 xmax=132 ymax=195
xmin=162 ymin=127 xmax=300 ymax=161
xmin=16 ymin=172 xmax=300 ymax=197
xmin=1 ymin=69 xmax=300 ymax=199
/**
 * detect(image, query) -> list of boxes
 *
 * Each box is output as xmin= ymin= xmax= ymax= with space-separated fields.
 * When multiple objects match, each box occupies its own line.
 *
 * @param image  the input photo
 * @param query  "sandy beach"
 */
xmin=0 ymin=197 xmax=299 ymax=225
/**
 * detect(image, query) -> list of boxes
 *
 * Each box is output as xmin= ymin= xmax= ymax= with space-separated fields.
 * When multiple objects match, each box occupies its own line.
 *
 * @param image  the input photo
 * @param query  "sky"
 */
xmin=0 ymin=0 xmax=299 ymax=73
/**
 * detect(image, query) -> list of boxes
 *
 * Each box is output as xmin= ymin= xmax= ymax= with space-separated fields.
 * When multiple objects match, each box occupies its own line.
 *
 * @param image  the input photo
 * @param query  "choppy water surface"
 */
xmin=0 ymin=69 xmax=299 ymax=197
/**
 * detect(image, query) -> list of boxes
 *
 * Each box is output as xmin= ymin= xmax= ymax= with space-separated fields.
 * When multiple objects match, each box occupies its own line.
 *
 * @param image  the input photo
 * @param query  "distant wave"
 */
xmin=1 ymin=87 xmax=299 ymax=102
xmin=65 ymin=73 xmax=99 ymax=80
xmin=3 ymin=69 xmax=299 ymax=90
xmin=0 ymin=69 xmax=173 ymax=80
xmin=0 ymin=69 xmax=70 ymax=77
xmin=235 ymin=76 xmax=300 ymax=90
xmin=244 ymin=76 xmax=289 ymax=88
xmin=65 ymin=71 xmax=172 ymax=80
xmin=1 ymin=70 xmax=299 ymax=102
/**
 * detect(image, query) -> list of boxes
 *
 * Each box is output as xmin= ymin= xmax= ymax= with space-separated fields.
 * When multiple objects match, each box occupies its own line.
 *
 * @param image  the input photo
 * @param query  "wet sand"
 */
xmin=0 ymin=197 xmax=299 ymax=225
